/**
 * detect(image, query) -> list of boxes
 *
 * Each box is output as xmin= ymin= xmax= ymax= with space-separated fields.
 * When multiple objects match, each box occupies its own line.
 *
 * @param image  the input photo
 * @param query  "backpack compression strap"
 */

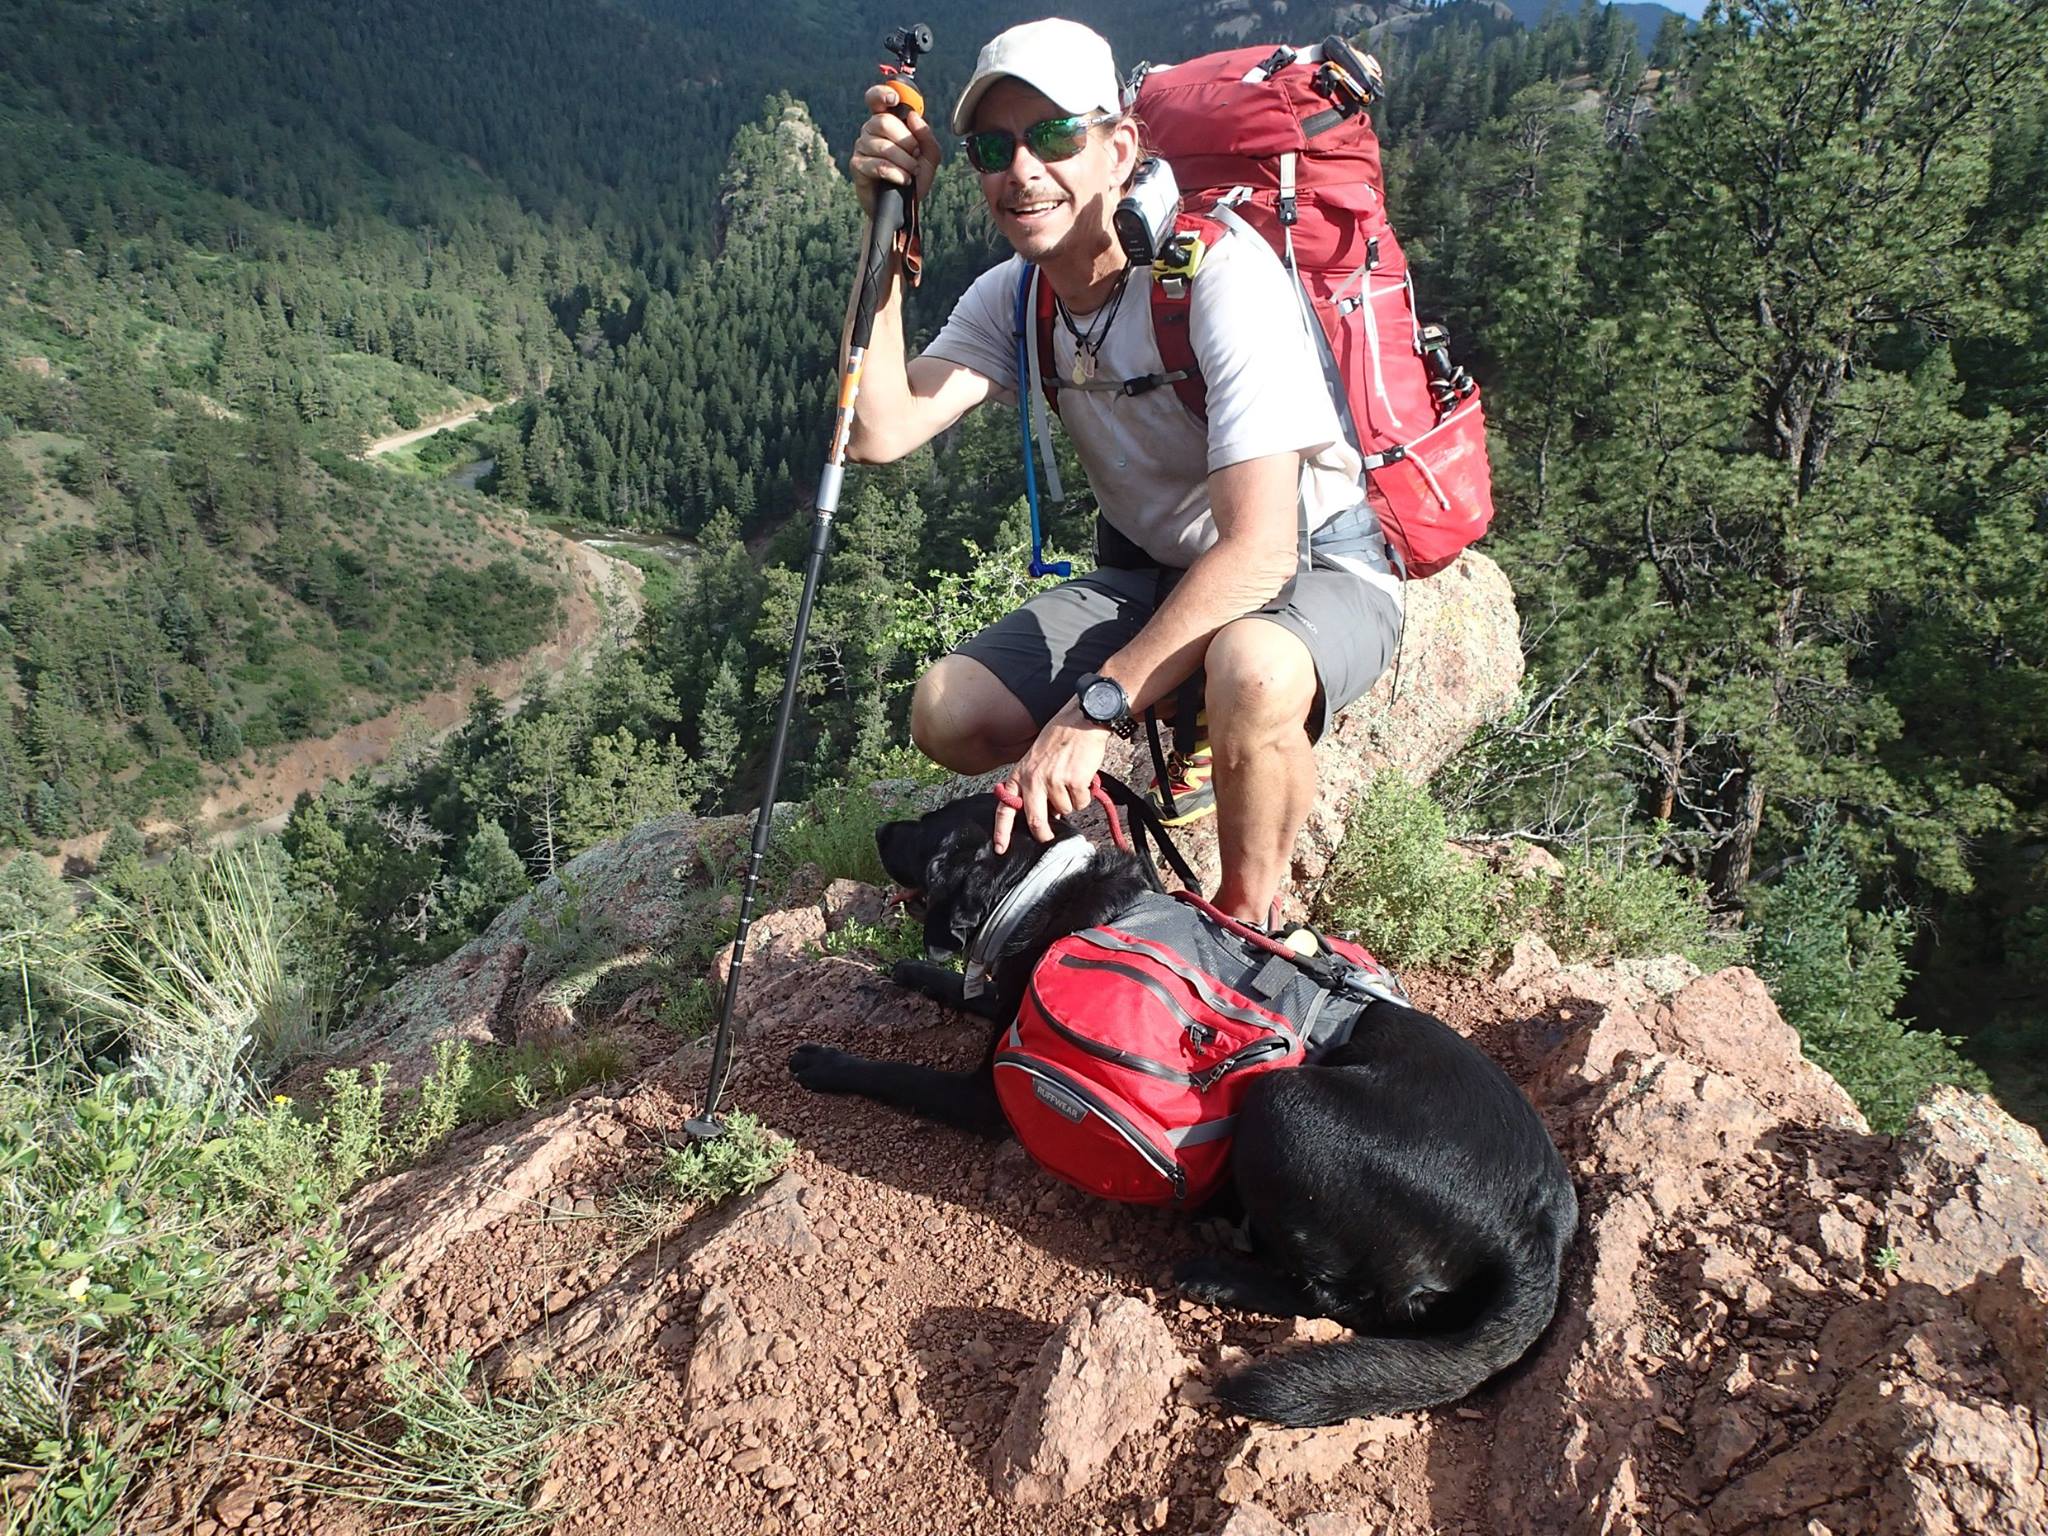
xmin=1148 ymin=211 xmax=1227 ymax=424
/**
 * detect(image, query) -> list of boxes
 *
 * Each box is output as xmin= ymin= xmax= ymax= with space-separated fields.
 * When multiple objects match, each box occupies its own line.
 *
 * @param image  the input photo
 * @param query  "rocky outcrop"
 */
xmin=991 ymin=1294 xmax=1189 ymax=1505
xmin=141 ymin=869 xmax=2048 ymax=1536
xmin=338 ymin=812 xmax=709 ymax=1081
xmin=1483 ymin=949 xmax=2047 ymax=1536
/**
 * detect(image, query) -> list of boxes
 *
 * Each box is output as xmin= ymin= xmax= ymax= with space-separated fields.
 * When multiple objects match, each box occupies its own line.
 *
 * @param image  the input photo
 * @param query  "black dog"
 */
xmin=788 ymin=793 xmax=1579 ymax=1426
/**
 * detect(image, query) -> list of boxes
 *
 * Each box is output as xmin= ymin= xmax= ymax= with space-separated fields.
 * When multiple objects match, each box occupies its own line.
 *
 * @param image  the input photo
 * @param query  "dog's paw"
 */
xmin=1173 ymin=1254 xmax=1306 ymax=1316
xmin=888 ymin=957 xmax=933 ymax=989
xmin=1173 ymin=1255 xmax=1250 ymax=1306
xmin=787 ymin=1042 xmax=859 ymax=1094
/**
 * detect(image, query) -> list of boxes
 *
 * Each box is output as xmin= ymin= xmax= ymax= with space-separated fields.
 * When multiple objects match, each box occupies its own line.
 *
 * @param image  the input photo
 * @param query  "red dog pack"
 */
xmin=992 ymin=890 xmax=1407 ymax=1206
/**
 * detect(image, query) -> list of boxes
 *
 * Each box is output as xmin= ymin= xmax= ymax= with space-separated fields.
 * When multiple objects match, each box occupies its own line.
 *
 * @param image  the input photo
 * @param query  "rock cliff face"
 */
xmin=134 ymin=551 xmax=2046 ymax=1536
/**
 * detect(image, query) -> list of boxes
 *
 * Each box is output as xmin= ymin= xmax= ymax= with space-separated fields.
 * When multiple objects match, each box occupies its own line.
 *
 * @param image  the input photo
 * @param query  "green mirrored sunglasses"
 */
xmin=964 ymin=112 xmax=1113 ymax=175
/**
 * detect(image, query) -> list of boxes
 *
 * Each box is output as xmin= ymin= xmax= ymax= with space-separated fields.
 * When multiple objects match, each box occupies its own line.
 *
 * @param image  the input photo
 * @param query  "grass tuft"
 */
xmin=65 ymin=845 xmax=334 ymax=1100
xmin=278 ymin=1318 xmax=619 ymax=1536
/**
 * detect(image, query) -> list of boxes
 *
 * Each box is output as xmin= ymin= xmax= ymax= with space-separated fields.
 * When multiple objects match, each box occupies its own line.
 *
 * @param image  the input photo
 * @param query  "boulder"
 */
xmin=1884 ymin=1087 xmax=2048 ymax=1292
xmin=991 ymin=1294 xmax=1189 ymax=1505
xmin=340 ymin=811 xmax=707 ymax=1082
xmin=1091 ymin=549 xmax=1523 ymax=900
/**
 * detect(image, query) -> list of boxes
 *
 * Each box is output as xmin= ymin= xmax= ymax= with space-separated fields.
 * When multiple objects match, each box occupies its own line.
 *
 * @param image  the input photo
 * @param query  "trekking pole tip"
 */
xmin=684 ymin=1116 xmax=727 ymax=1142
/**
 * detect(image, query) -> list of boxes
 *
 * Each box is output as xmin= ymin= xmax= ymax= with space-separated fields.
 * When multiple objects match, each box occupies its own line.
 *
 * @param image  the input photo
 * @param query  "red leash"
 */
xmin=993 ymin=775 xmax=1132 ymax=854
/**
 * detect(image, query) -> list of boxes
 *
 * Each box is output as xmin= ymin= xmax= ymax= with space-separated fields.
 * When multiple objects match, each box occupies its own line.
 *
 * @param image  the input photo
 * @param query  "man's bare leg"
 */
xmin=910 ymin=654 xmax=1040 ymax=774
xmin=1204 ymin=618 xmax=1320 ymax=924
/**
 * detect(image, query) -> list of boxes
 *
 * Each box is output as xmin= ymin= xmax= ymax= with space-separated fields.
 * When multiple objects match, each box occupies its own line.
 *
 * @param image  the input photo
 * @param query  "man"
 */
xmin=845 ymin=17 xmax=1402 ymax=927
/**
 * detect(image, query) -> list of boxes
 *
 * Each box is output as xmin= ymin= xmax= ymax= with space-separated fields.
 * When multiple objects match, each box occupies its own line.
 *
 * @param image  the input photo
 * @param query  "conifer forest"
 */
xmin=1 ymin=0 xmax=2045 ymax=1517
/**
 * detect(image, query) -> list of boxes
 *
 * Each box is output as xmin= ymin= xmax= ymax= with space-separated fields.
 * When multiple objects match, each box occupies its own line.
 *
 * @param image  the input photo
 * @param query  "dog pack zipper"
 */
xmin=1036 ymin=955 xmax=1292 ymax=1087
xmin=993 ymin=1053 xmax=1189 ymax=1201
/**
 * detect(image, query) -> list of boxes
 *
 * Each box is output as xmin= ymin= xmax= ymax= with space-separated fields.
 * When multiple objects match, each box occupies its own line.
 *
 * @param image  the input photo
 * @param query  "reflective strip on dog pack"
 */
xmin=993 ymin=891 xmax=1400 ymax=1207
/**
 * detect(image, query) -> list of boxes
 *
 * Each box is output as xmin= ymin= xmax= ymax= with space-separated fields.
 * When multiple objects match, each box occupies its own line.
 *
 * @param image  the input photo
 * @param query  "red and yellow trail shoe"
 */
xmin=1149 ymin=730 xmax=1216 ymax=826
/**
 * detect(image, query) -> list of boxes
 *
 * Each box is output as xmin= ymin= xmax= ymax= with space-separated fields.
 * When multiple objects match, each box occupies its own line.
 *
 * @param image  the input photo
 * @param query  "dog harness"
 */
xmin=993 ymin=887 xmax=1406 ymax=1206
xmin=961 ymin=834 xmax=1099 ymax=1002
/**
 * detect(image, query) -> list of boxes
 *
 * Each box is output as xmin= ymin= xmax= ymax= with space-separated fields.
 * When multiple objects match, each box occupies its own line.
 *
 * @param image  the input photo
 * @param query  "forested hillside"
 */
xmin=1369 ymin=0 xmax=2048 ymax=1101
xmin=6 ymin=2 xmax=2048 ymax=1528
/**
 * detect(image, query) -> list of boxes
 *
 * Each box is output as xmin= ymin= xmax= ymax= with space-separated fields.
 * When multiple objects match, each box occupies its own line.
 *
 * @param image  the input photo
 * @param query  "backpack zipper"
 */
xmin=1194 ymin=1034 xmax=1292 ymax=1090
xmin=1036 ymin=956 xmax=1222 ymax=1084
xmin=994 ymin=1054 xmax=1188 ymax=1201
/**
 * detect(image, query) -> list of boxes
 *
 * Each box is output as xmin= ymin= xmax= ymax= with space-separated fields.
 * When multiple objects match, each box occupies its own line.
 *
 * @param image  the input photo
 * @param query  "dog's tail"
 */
xmin=1216 ymin=1231 xmax=1570 ymax=1427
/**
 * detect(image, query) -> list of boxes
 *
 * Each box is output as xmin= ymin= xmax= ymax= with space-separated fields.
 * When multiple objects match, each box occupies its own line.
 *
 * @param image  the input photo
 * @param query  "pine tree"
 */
xmin=492 ymin=435 xmax=530 ymax=504
xmin=447 ymin=818 xmax=531 ymax=929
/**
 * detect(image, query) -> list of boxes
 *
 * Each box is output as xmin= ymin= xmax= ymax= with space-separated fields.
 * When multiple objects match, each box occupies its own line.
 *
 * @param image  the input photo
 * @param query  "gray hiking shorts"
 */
xmin=953 ymin=555 xmax=1402 ymax=744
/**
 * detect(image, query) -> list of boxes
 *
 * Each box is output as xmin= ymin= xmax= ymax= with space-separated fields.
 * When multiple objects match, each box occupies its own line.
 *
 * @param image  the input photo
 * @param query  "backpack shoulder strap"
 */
xmin=1148 ymin=210 xmax=1226 ymax=425
xmin=1034 ymin=265 xmax=1062 ymax=420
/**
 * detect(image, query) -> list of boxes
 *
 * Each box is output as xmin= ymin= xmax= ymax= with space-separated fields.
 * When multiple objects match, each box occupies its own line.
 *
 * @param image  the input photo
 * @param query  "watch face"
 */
xmin=1082 ymin=678 xmax=1123 ymax=722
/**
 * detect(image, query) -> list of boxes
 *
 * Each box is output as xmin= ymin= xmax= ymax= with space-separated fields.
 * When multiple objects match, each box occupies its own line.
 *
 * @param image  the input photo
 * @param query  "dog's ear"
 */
xmin=875 ymin=818 xmax=927 ymax=889
xmin=877 ymin=793 xmax=1000 ymax=890
xmin=918 ymin=817 xmax=1009 ymax=958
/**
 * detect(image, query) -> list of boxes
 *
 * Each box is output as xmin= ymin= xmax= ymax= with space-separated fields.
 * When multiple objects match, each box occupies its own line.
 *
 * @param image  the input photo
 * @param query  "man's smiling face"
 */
xmin=970 ymin=79 xmax=1136 ymax=270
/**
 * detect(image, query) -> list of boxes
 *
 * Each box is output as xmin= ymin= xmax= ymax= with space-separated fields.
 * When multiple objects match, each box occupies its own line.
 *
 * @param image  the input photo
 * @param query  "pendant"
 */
xmin=1071 ymin=351 xmax=1094 ymax=386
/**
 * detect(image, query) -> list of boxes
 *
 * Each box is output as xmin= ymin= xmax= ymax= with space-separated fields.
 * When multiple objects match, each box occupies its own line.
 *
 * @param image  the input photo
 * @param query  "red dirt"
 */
xmin=126 ymin=969 xmax=1511 ymax=1536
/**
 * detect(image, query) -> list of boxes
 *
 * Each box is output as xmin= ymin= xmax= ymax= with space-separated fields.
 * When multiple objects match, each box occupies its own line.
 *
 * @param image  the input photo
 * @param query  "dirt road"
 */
xmin=42 ymin=524 xmax=641 ymax=869
xmin=194 ymin=527 xmax=640 ymax=838
xmin=361 ymin=400 xmax=505 ymax=459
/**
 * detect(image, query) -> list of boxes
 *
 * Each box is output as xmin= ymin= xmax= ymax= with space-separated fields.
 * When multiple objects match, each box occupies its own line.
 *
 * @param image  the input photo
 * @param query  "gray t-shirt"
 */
xmin=922 ymin=230 xmax=1400 ymax=602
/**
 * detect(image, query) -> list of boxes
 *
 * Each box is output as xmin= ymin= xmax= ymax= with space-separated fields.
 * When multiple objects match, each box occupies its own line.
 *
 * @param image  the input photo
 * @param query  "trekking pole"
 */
xmin=688 ymin=22 xmax=934 ymax=1140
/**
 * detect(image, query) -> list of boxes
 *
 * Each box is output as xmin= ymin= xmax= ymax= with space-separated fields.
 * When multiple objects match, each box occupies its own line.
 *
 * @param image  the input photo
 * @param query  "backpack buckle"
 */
xmin=1154 ymin=231 xmax=1206 ymax=299
xmin=1254 ymin=46 xmax=1296 ymax=80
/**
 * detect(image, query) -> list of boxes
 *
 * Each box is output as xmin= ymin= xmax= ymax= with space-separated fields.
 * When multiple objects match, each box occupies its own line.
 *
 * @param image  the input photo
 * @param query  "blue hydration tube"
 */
xmin=1013 ymin=267 xmax=1071 ymax=579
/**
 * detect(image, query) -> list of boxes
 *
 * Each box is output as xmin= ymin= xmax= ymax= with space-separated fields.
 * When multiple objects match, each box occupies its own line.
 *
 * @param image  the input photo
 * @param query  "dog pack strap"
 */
xmin=1172 ymin=888 xmax=1300 ymax=961
xmin=1095 ymin=771 xmax=1202 ymax=892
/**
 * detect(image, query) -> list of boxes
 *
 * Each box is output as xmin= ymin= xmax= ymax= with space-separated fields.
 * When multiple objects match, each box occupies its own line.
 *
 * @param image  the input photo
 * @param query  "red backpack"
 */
xmin=1028 ymin=39 xmax=1494 ymax=579
xmin=992 ymin=889 xmax=1408 ymax=1206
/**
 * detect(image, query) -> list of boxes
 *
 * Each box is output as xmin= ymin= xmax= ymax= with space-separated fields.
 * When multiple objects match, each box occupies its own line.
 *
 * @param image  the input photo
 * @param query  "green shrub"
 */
xmin=1315 ymin=773 xmax=1526 ymax=970
xmin=819 ymin=914 xmax=924 ymax=967
xmin=209 ymin=1062 xmax=395 ymax=1237
xmin=1748 ymin=818 xmax=1988 ymax=1133
xmin=766 ymin=783 xmax=912 ymax=890
xmin=659 ymin=977 xmax=717 ymax=1039
xmin=519 ymin=870 xmax=615 ymax=975
xmin=398 ymin=1039 xmax=475 ymax=1156
xmin=662 ymin=1113 xmax=792 ymax=1206
xmin=1540 ymin=857 xmax=1744 ymax=970
xmin=454 ymin=1035 xmax=628 ymax=1126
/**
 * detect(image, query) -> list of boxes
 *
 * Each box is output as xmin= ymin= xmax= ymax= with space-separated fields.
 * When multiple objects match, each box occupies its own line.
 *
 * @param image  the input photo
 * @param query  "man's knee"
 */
xmin=1205 ymin=619 xmax=1318 ymax=735
xmin=910 ymin=656 xmax=1035 ymax=773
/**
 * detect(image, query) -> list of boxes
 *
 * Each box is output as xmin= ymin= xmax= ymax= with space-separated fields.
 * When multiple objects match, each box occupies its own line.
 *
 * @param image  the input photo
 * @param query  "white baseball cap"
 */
xmin=950 ymin=18 xmax=1123 ymax=135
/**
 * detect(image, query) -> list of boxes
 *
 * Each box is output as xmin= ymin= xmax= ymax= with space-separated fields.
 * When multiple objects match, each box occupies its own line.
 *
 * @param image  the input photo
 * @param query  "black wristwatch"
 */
xmin=1076 ymin=672 xmax=1138 ymax=740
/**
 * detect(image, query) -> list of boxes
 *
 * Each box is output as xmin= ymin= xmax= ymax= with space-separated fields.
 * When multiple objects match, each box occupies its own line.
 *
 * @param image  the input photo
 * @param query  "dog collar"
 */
xmin=962 ymin=834 xmax=1098 ymax=1001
